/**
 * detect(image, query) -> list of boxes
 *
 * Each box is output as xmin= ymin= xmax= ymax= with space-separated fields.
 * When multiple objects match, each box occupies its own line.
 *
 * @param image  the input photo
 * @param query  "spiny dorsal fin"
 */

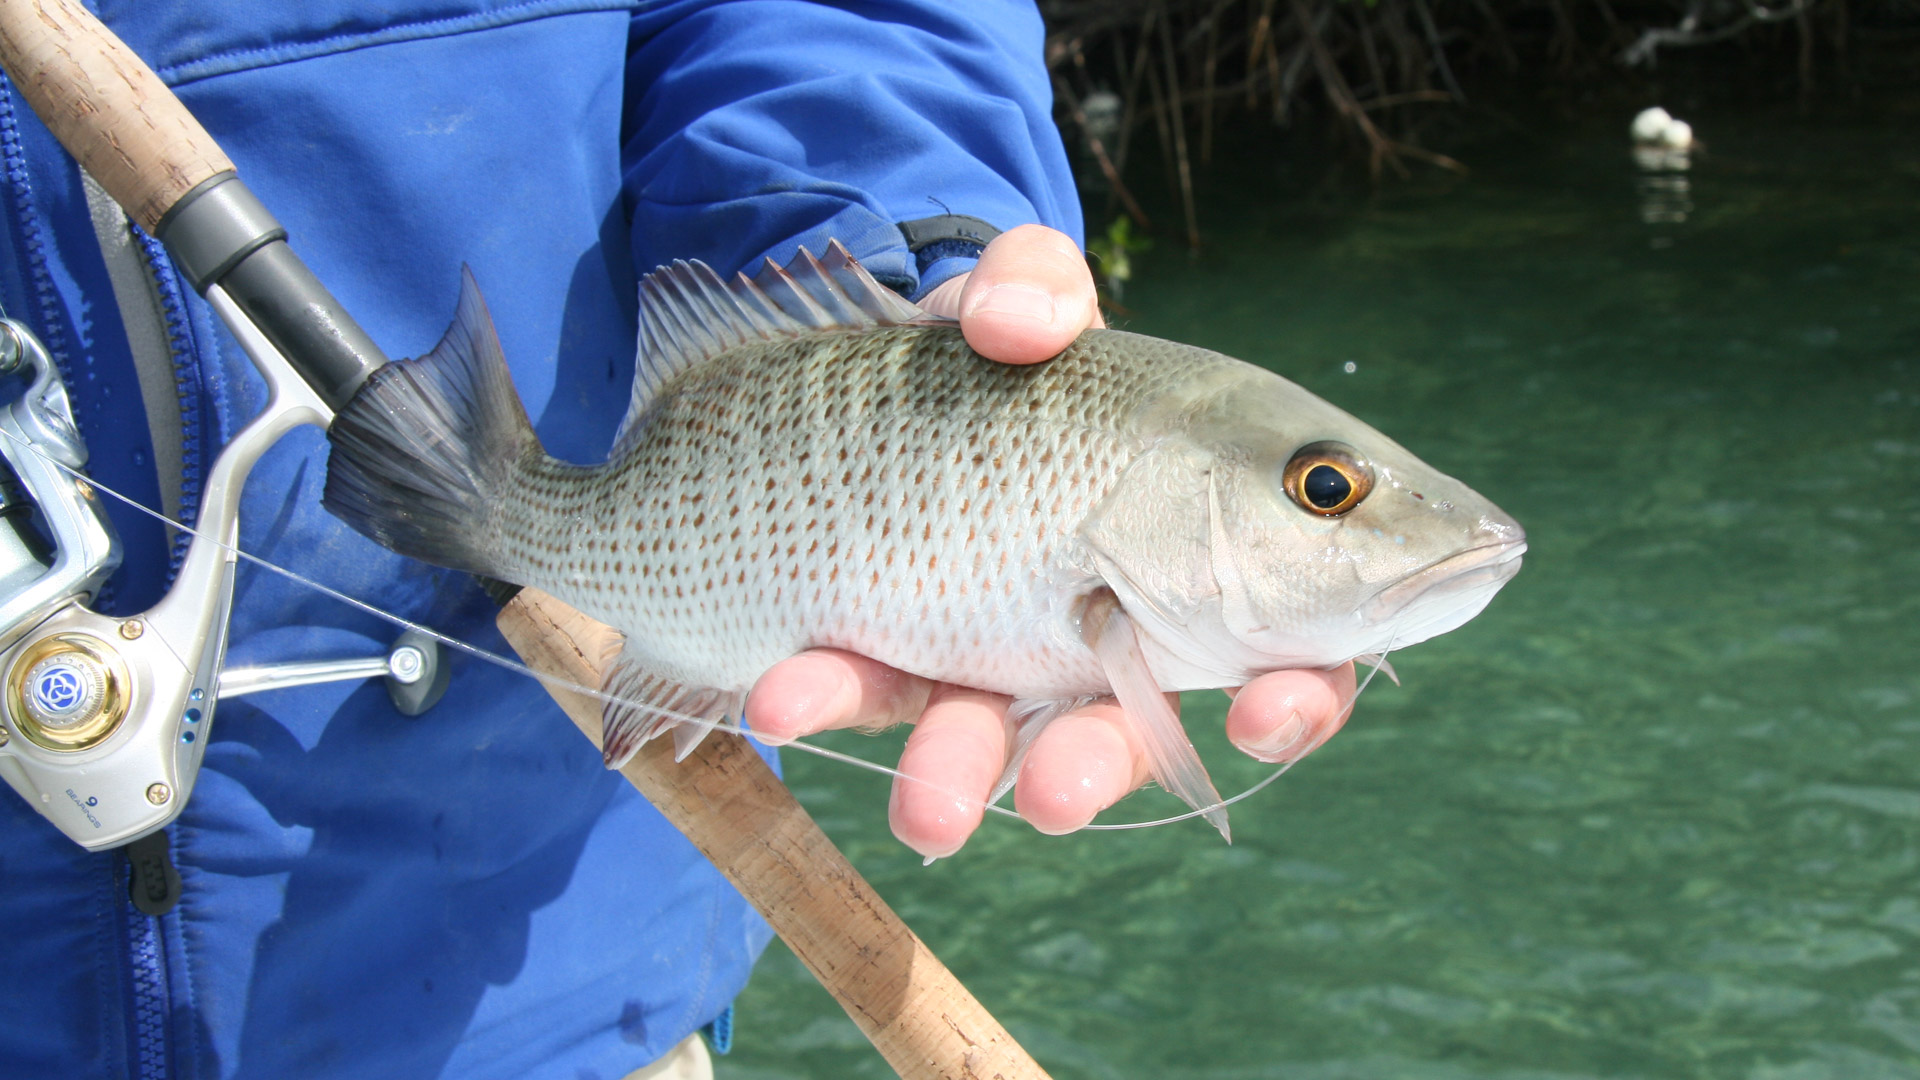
xmin=758 ymin=241 xmax=930 ymax=328
xmin=616 ymin=240 xmax=944 ymax=456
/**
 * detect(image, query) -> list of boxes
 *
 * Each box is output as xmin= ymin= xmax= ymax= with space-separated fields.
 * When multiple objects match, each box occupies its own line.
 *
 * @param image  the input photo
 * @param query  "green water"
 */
xmin=722 ymin=99 xmax=1920 ymax=1079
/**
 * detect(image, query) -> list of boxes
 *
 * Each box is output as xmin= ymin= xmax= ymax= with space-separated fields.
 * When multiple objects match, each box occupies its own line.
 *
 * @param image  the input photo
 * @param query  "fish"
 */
xmin=323 ymin=242 xmax=1525 ymax=840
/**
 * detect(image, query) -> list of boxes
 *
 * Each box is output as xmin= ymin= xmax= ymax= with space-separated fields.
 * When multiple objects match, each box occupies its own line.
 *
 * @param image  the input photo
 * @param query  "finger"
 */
xmin=954 ymin=224 xmax=1103 ymax=364
xmin=1013 ymin=700 xmax=1150 ymax=835
xmin=742 ymin=648 xmax=933 ymax=745
xmin=889 ymin=685 xmax=1012 ymax=858
xmin=1222 ymin=663 xmax=1359 ymax=763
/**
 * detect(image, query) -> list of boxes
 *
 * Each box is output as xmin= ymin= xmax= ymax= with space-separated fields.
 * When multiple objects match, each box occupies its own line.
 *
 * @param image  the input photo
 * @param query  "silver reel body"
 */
xmin=0 ymin=294 xmax=441 ymax=850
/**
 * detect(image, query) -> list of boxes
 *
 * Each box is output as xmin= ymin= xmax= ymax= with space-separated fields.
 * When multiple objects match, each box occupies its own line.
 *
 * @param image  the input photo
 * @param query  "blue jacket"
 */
xmin=0 ymin=3 xmax=1080 ymax=1078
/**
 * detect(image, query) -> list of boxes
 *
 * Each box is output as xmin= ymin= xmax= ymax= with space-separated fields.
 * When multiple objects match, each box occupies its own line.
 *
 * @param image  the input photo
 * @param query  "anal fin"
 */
xmin=990 ymin=696 xmax=1100 ymax=808
xmin=600 ymin=643 xmax=743 ymax=768
xmin=1083 ymin=590 xmax=1232 ymax=842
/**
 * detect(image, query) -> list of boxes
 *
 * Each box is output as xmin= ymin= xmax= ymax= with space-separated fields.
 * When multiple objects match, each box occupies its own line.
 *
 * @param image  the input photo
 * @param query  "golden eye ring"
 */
xmin=1282 ymin=442 xmax=1374 ymax=517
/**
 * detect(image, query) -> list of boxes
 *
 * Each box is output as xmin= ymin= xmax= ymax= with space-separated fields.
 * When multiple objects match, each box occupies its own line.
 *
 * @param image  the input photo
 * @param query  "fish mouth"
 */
xmin=1361 ymin=536 xmax=1529 ymax=635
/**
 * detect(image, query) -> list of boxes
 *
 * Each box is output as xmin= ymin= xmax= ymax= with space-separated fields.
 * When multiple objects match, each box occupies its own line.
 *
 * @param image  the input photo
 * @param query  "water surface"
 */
xmin=723 ymin=99 xmax=1920 ymax=1079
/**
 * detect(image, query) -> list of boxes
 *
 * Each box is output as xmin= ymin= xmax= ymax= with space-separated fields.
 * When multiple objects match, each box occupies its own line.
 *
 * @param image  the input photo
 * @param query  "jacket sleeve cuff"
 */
xmin=898 ymin=214 xmax=1002 ymax=300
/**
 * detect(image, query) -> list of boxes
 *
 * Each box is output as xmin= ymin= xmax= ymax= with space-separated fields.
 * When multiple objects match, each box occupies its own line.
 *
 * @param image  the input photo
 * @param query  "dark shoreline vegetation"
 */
xmin=1039 ymin=0 xmax=1920 ymax=266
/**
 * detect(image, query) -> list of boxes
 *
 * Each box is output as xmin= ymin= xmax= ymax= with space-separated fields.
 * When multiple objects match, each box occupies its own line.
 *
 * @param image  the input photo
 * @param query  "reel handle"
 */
xmin=0 ymin=0 xmax=231 ymax=233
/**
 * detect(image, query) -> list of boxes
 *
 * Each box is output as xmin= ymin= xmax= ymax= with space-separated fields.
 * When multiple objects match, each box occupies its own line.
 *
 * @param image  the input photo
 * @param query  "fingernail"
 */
xmin=1240 ymin=710 xmax=1311 ymax=763
xmin=900 ymin=828 xmax=965 ymax=861
xmin=1022 ymin=788 xmax=1106 ymax=836
xmin=1031 ymin=814 xmax=1094 ymax=837
xmin=966 ymin=283 xmax=1056 ymax=325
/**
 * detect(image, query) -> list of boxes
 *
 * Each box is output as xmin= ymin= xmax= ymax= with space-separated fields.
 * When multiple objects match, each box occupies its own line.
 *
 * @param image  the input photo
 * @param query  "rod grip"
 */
xmin=0 ymin=0 xmax=232 ymax=233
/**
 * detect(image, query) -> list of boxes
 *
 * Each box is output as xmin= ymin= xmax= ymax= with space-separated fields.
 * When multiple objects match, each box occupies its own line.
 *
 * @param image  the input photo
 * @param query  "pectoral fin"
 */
xmin=600 ymin=643 xmax=742 ymax=768
xmin=1082 ymin=590 xmax=1232 ymax=842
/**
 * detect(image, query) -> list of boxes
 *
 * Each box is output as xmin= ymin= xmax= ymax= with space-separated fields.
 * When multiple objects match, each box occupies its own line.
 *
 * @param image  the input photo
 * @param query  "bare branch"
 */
xmin=1619 ymin=0 xmax=1823 ymax=67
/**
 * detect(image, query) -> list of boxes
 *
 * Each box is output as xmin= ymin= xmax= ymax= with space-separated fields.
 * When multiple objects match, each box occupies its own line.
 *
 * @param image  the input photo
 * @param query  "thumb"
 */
xmin=921 ymin=224 xmax=1102 ymax=365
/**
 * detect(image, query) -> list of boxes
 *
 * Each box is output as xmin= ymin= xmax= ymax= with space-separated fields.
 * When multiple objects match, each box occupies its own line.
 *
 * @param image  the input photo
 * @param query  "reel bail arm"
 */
xmin=0 ymin=288 xmax=334 ymax=849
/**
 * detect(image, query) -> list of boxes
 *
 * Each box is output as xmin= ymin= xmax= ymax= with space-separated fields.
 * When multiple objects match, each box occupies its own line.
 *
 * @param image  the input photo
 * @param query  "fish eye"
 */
xmin=1282 ymin=442 xmax=1374 ymax=517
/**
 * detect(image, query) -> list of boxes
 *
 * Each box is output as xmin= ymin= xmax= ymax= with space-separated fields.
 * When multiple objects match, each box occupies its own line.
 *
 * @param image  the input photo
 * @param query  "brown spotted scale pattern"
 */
xmin=490 ymin=325 xmax=1230 ymax=701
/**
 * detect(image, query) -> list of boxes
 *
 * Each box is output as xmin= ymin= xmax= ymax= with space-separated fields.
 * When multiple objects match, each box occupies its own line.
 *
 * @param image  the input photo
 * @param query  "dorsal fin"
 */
xmin=614 ymin=240 xmax=943 ymax=457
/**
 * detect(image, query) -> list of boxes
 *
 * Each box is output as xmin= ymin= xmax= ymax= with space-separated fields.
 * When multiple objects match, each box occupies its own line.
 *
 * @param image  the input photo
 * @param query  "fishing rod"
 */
xmin=0 ymin=3 xmax=1048 ymax=1077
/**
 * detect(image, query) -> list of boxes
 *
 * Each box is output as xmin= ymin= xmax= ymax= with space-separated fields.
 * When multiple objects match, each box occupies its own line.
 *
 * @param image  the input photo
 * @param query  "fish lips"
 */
xmin=1359 ymin=535 xmax=1528 ymax=649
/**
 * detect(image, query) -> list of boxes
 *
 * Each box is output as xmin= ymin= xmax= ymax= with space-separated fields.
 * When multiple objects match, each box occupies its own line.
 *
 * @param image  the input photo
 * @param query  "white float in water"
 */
xmin=1658 ymin=118 xmax=1694 ymax=151
xmin=1631 ymin=107 xmax=1696 ymax=166
xmin=1631 ymin=107 xmax=1695 ymax=225
xmin=1630 ymin=106 xmax=1674 ymax=144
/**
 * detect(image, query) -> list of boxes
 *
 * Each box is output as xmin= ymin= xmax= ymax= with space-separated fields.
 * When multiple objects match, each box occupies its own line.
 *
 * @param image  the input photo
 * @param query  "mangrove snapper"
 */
xmin=324 ymin=244 xmax=1525 ymax=839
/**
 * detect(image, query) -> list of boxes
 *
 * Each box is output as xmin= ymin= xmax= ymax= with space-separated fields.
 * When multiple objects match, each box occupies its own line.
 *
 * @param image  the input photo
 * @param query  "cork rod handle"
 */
xmin=0 ymin=0 xmax=232 ymax=233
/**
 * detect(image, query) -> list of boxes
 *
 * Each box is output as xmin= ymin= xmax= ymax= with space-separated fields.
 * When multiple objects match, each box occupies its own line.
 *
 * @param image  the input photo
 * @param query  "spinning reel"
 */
xmin=0 ymin=178 xmax=440 ymax=851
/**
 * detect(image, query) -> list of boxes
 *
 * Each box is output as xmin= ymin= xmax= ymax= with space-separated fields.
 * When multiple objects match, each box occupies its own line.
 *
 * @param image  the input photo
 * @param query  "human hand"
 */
xmin=742 ymin=224 xmax=1358 ymax=857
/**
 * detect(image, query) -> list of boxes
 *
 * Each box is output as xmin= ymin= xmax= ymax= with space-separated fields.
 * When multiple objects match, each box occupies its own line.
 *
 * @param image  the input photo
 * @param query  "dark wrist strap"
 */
xmin=896 ymin=214 xmax=1001 ymax=276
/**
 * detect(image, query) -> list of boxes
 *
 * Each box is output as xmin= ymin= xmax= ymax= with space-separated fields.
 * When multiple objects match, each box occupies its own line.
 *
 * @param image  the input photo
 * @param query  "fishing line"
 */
xmin=0 ymin=422 xmax=1395 ymax=835
xmin=1077 ymin=636 xmax=1396 ymax=832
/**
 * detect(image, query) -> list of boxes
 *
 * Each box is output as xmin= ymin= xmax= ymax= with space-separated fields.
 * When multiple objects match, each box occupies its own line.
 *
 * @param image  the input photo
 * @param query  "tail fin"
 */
xmin=324 ymin=267 xmax=537 ymax=579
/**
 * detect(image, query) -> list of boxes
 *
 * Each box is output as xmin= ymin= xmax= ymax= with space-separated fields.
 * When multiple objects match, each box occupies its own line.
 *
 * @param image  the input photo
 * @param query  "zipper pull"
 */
xmin=125 ymin=830 xmax=181 ymax=916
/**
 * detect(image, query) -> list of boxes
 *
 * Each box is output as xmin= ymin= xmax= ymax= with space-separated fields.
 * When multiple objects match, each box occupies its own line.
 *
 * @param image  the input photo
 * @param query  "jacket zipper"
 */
xmin=124 ymin=828 xmax=183 ymax=1078
xmin=121 ymin=859 xmax=173 ymax=1080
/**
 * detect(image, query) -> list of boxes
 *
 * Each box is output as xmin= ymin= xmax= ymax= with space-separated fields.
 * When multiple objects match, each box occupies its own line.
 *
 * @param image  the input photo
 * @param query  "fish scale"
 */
xmin=324 ymin=243 xmax=1524 ymax=839
xmin=527 ymin=325 xmax=1177 ymax=702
